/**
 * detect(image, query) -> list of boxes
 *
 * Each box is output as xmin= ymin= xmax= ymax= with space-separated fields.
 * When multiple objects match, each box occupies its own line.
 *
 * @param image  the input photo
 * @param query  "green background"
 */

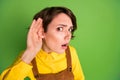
xmin=0 ymin=0 xmax=120 ymax=80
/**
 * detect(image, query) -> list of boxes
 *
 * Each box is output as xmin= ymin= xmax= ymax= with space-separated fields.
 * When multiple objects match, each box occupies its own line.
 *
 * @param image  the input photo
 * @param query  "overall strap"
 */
xmin=31 ymin=46 xmax=72 ymax=78
xmin=65 ymin=46 xmax=72 ymax=71
xmin=31 ymin=58 xmax=40 ymax=78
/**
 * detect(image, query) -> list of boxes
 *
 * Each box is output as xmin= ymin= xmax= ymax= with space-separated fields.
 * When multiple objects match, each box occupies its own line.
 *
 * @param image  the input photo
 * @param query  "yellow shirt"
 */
xmin=1 ymin=46 xmax=85 ymax=80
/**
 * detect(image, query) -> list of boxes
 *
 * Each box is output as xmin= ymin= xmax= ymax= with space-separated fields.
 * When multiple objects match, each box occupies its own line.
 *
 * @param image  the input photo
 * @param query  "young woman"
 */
xmin=1 ymin=6 xmax=85 ymax=80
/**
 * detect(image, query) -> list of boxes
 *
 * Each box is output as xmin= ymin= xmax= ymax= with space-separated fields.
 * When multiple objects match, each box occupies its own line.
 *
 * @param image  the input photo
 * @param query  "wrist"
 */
xmin=21 ymin=49 xmax=37 ymax=64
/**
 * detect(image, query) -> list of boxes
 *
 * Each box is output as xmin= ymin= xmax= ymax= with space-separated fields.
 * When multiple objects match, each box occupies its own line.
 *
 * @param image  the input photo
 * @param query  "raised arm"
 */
xmin=21 ymin=18 xmax=44 ymax=64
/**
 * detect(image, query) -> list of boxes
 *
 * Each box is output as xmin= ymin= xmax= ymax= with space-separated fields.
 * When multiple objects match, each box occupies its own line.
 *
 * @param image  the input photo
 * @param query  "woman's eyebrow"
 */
xmin=58 ymin=24 xmax=73 ymax=28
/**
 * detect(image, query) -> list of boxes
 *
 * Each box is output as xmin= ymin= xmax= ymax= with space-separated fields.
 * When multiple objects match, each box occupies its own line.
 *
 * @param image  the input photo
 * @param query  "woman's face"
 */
xmin=42 ymin=13 xmax=73 ymax=54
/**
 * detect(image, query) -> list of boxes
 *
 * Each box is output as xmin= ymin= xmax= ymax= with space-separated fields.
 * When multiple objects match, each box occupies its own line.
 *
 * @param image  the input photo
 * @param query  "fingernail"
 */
xmin=38 ymin=18 xmax=42 ymax=21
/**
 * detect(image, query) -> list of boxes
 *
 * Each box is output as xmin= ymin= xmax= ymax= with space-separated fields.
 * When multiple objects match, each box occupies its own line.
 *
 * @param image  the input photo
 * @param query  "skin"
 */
xmin=21 ymin=13 xmax=73 ymax=64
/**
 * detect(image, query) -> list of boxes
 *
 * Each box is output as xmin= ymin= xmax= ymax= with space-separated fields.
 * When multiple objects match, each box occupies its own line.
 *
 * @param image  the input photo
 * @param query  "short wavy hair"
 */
xmin=33 ymin=6 xmax=77 ymax=38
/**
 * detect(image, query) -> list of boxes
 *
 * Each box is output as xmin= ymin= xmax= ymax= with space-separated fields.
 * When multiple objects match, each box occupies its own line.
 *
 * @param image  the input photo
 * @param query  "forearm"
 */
xmin=21 ymin=18 xmax=43 ymax=64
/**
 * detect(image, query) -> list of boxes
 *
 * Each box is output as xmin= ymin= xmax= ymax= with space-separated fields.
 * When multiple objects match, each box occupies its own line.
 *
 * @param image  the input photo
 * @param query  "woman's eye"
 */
xmin=69 ymin=28 xmax=73 ymax=32
xmin=57 ymin=27 xmax=63 ymax=31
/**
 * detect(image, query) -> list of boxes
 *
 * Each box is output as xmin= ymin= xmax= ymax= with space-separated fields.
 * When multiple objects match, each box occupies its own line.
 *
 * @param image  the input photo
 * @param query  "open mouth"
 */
xmin=61 ymin=43 xmax=68 ymax=49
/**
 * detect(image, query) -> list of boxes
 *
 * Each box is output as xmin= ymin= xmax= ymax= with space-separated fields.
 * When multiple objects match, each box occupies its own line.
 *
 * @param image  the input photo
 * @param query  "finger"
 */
xmin=33 ymin=18 xmax=43 ymax=39
xmin=29 ymin=18 xmax=42 ymax=32
xmin=30 ymin=19 xmax=36 ymax=29
xmin=34 ymin=18 xmax=42 ymax=31
xmin=35 ymin=18 xmax=44 ymax=34
xmin=37 ymin=19 xmax=44 ymax=38
xmin=28 ymin=18 xmax=43 ymax=40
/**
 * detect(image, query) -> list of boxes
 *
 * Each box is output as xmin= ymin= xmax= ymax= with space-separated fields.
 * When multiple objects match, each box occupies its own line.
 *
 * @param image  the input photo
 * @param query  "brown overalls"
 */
xmin=31 ymin=47 xmax=74 ymax=80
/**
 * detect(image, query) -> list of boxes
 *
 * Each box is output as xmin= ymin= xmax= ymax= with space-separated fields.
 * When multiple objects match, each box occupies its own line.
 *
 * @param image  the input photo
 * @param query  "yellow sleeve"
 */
xmin=1 ymin=61 xmax=32 ymax=80
xmin=70 ymin=46 xmax=85 ymax=80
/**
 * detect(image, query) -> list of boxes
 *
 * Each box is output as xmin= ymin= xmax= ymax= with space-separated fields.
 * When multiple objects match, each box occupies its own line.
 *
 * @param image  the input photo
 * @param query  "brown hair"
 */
xmin=33 ymin=6 xmax=77 ymax=38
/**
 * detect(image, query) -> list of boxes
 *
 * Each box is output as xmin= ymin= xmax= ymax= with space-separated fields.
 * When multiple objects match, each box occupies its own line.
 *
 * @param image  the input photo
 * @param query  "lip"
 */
xmin=61 ymin=43 xmax=68 ymax=49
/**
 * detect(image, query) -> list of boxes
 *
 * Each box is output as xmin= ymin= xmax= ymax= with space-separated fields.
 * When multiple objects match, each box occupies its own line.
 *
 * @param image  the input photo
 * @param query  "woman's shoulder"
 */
xmin=69 ymin=45 xmax=76 ymax=52
xmin=69 ymin=45 xmax=78 ymax=57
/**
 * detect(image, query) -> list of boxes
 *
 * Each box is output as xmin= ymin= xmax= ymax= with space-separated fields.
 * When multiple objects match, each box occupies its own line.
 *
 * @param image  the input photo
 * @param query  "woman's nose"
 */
xmin=64 ymin=31 xmax=71 ymax=41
